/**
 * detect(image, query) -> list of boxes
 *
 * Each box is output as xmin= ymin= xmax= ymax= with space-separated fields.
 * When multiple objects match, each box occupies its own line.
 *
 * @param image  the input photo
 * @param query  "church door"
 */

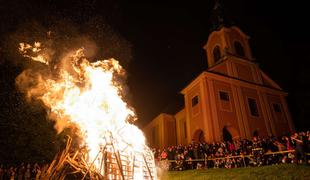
xmin=192 ymin=129 xmax=205 ymax=143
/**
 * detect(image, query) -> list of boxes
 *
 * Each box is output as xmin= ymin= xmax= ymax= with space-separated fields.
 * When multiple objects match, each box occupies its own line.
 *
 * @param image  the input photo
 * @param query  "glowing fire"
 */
xmin=19 ymin=42 xmax=50 ymax=65
xmin=17 ymin=42 xmax=156 ymax=179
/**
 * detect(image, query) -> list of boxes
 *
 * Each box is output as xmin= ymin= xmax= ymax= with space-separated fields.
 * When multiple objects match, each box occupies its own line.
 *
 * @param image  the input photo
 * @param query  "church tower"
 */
xmin=204 ymin=25 xmax=260 ymax=83
xmin=204 ymin=0 xmax=260 ymax=84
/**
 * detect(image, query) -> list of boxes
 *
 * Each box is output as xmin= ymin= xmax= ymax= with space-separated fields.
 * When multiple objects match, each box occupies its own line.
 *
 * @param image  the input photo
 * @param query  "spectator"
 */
xmin=284 ymin=136 xmax=294 ymax=150
xmin=0 ymin=164 xmax=4 ymax=180
xmin=17 ymin=163 xmax=25 ymax=180
xmin=33 ymin=163 xmax=41 ymax=180
xmin=291 ymin=133 xmax=304 ymax=164
xmin=8 ymin=167 xmax=15 ymax=180
xmin=160 ymin=150 xmax=168 ymax=160
xmin=24 ymin=163 xmax=31 ymax=180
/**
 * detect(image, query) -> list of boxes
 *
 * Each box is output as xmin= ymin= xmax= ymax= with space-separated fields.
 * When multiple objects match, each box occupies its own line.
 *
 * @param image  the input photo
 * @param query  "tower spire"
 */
xmin=210 ymin=0 xmax=231 ymax=31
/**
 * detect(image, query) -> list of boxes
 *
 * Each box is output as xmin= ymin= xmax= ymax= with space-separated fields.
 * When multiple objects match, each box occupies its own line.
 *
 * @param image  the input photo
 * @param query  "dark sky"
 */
xmin=0 ymin=0 xmax=309 ymax=129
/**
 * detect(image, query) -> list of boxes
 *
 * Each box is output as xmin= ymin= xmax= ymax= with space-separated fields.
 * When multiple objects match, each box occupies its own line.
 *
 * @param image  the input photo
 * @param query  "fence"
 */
xmin=158 ymin=150 xmax=310 ymax=170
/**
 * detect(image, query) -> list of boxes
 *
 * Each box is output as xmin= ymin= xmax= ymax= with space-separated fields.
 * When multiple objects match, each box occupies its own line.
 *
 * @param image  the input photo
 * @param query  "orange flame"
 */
xmin=17 ymin=42 xmax=156 ymax=179
xmin=19 ymin=42 xmax=50 ymax=65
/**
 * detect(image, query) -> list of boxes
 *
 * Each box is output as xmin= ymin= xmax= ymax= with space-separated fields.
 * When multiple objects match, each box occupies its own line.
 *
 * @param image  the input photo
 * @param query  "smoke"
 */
xmin=15 ymin=59 xmax=76 ymax=133
xmin=156 ymin=166 xmax=169 ymax=180
xmin=4 ymin=17 xmax=132 ymax=65
xmin=14 ymin=50 xmax=75 ymax=133
xmin=15 ymin=69 xmax=49 ymax=100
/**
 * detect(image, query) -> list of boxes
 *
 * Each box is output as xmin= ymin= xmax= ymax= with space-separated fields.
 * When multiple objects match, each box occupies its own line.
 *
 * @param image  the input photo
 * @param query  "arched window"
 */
xmin=234 ymin=41 xmax=245 ymax=57
xmin=213 ymin=46 xmax=221 ymax=63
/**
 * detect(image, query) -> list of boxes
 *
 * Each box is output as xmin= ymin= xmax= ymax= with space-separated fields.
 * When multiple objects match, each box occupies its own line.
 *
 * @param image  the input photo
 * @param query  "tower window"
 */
xmin=234 ymin=41 xmax=245 ymax=57
xmin=219 ymin=91 xmax=229 ymax=101
xmin=191 ymin=96 xmax=199 ymax=107
xmin=213 ymin=46 xmax=221 ymax=63
xmin=247 ymin=98 xmax=259 ymax=117
xmin=273 ymin=103 xmax=282 ymax=112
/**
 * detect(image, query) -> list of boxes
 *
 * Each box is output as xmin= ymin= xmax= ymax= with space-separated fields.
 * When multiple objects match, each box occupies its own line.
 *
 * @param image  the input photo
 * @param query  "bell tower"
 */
xmin=203 ymin=0 xmax=261 ymax=84
xmin=204 ymin=26 xmax=254 ymax=67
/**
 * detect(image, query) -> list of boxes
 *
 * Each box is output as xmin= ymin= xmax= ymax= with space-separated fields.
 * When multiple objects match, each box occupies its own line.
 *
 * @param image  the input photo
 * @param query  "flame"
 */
xmin=17 ymin=42 xmax=156 ymax=179
xmin=19 ymin=42 xmax=49 ymax=65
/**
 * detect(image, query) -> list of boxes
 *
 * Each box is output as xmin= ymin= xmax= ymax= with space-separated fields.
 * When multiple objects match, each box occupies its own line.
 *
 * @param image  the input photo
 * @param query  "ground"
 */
xmin=160 ymin=164 xmax=310 ymax=180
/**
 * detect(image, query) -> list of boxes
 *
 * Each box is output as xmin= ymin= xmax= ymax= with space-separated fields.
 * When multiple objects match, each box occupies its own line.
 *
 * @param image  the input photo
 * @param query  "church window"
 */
xmin=191 ymin=96 xmax=199 ymax=107
xmin=213 ymin=45 xmax=221 ymax=63
xmin=234 ymin=41 xmax=245 ymax=57
xmin=273 ymin=103 xmax=282 ymax=112
xmin=248 ymin=98 xmax=259 ymax=117
xmin=219 ymin=91 xmax=229 ymax=101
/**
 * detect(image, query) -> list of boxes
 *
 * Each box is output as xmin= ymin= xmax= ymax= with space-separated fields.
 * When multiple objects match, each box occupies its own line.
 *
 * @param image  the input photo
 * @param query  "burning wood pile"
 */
xmin=41 ymin=135 xmax=156 ymax=180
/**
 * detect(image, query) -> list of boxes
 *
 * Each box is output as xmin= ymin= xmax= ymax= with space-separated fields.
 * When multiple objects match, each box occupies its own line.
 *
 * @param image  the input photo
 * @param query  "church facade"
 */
xmin=143 ymin=25 xmax=294 ymax=149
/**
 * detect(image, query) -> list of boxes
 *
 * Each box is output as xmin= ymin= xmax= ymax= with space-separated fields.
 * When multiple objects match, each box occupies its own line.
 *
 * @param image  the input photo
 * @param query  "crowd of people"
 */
xmin=153 ymin=131 xmax=310 ymax=171
xmin=0 ymin=131 xmax=309 ymax=179
xmin=0 ymin=163 xmax=49 ymax=180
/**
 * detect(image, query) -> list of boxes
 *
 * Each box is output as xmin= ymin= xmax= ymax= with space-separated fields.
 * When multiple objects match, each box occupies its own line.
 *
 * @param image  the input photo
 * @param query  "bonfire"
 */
xmin=17 ymin=42 xmax=157 ymax=180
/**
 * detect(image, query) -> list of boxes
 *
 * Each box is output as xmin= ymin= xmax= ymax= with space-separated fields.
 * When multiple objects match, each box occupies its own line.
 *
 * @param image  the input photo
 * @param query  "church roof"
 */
xmin=180 ymin=70 xmax=286 ymax=95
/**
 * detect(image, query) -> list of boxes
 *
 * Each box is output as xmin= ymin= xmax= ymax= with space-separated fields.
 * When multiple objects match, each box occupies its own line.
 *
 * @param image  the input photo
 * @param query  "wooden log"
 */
xmin=143 ymin=155 xmax=153 ymax=180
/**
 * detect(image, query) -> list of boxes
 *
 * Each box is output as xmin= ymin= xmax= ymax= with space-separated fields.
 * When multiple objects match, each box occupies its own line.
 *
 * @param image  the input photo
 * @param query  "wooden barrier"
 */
xmin=160 ymin=149 xmax=310 ymax=169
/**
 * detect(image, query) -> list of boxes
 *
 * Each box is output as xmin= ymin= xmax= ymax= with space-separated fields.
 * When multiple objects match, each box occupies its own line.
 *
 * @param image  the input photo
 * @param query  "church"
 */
xmin=143 ymin=2 xmax=294 ymax=149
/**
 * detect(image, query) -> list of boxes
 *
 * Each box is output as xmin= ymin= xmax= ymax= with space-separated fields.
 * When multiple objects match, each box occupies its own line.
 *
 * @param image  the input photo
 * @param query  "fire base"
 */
xmin=40 ymin=136 xmax=156 ymax=180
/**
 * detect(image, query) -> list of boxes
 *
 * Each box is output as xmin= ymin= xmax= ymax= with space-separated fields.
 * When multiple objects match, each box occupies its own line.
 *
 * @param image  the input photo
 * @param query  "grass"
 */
xmin=159 ymin=164 xmax=310 ymax=180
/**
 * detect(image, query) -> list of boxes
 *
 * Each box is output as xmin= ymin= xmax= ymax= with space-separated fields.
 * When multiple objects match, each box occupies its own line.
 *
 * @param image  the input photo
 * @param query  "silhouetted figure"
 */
xmin=291 ymin=133 xmax=304 ymax=164
xmin=17 ymin=163 xmax=25 ymax=180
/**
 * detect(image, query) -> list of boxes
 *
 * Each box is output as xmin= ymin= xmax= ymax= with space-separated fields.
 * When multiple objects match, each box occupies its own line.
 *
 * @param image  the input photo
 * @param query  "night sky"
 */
xmin=1 ymin=0 xmax=310 ymax=130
